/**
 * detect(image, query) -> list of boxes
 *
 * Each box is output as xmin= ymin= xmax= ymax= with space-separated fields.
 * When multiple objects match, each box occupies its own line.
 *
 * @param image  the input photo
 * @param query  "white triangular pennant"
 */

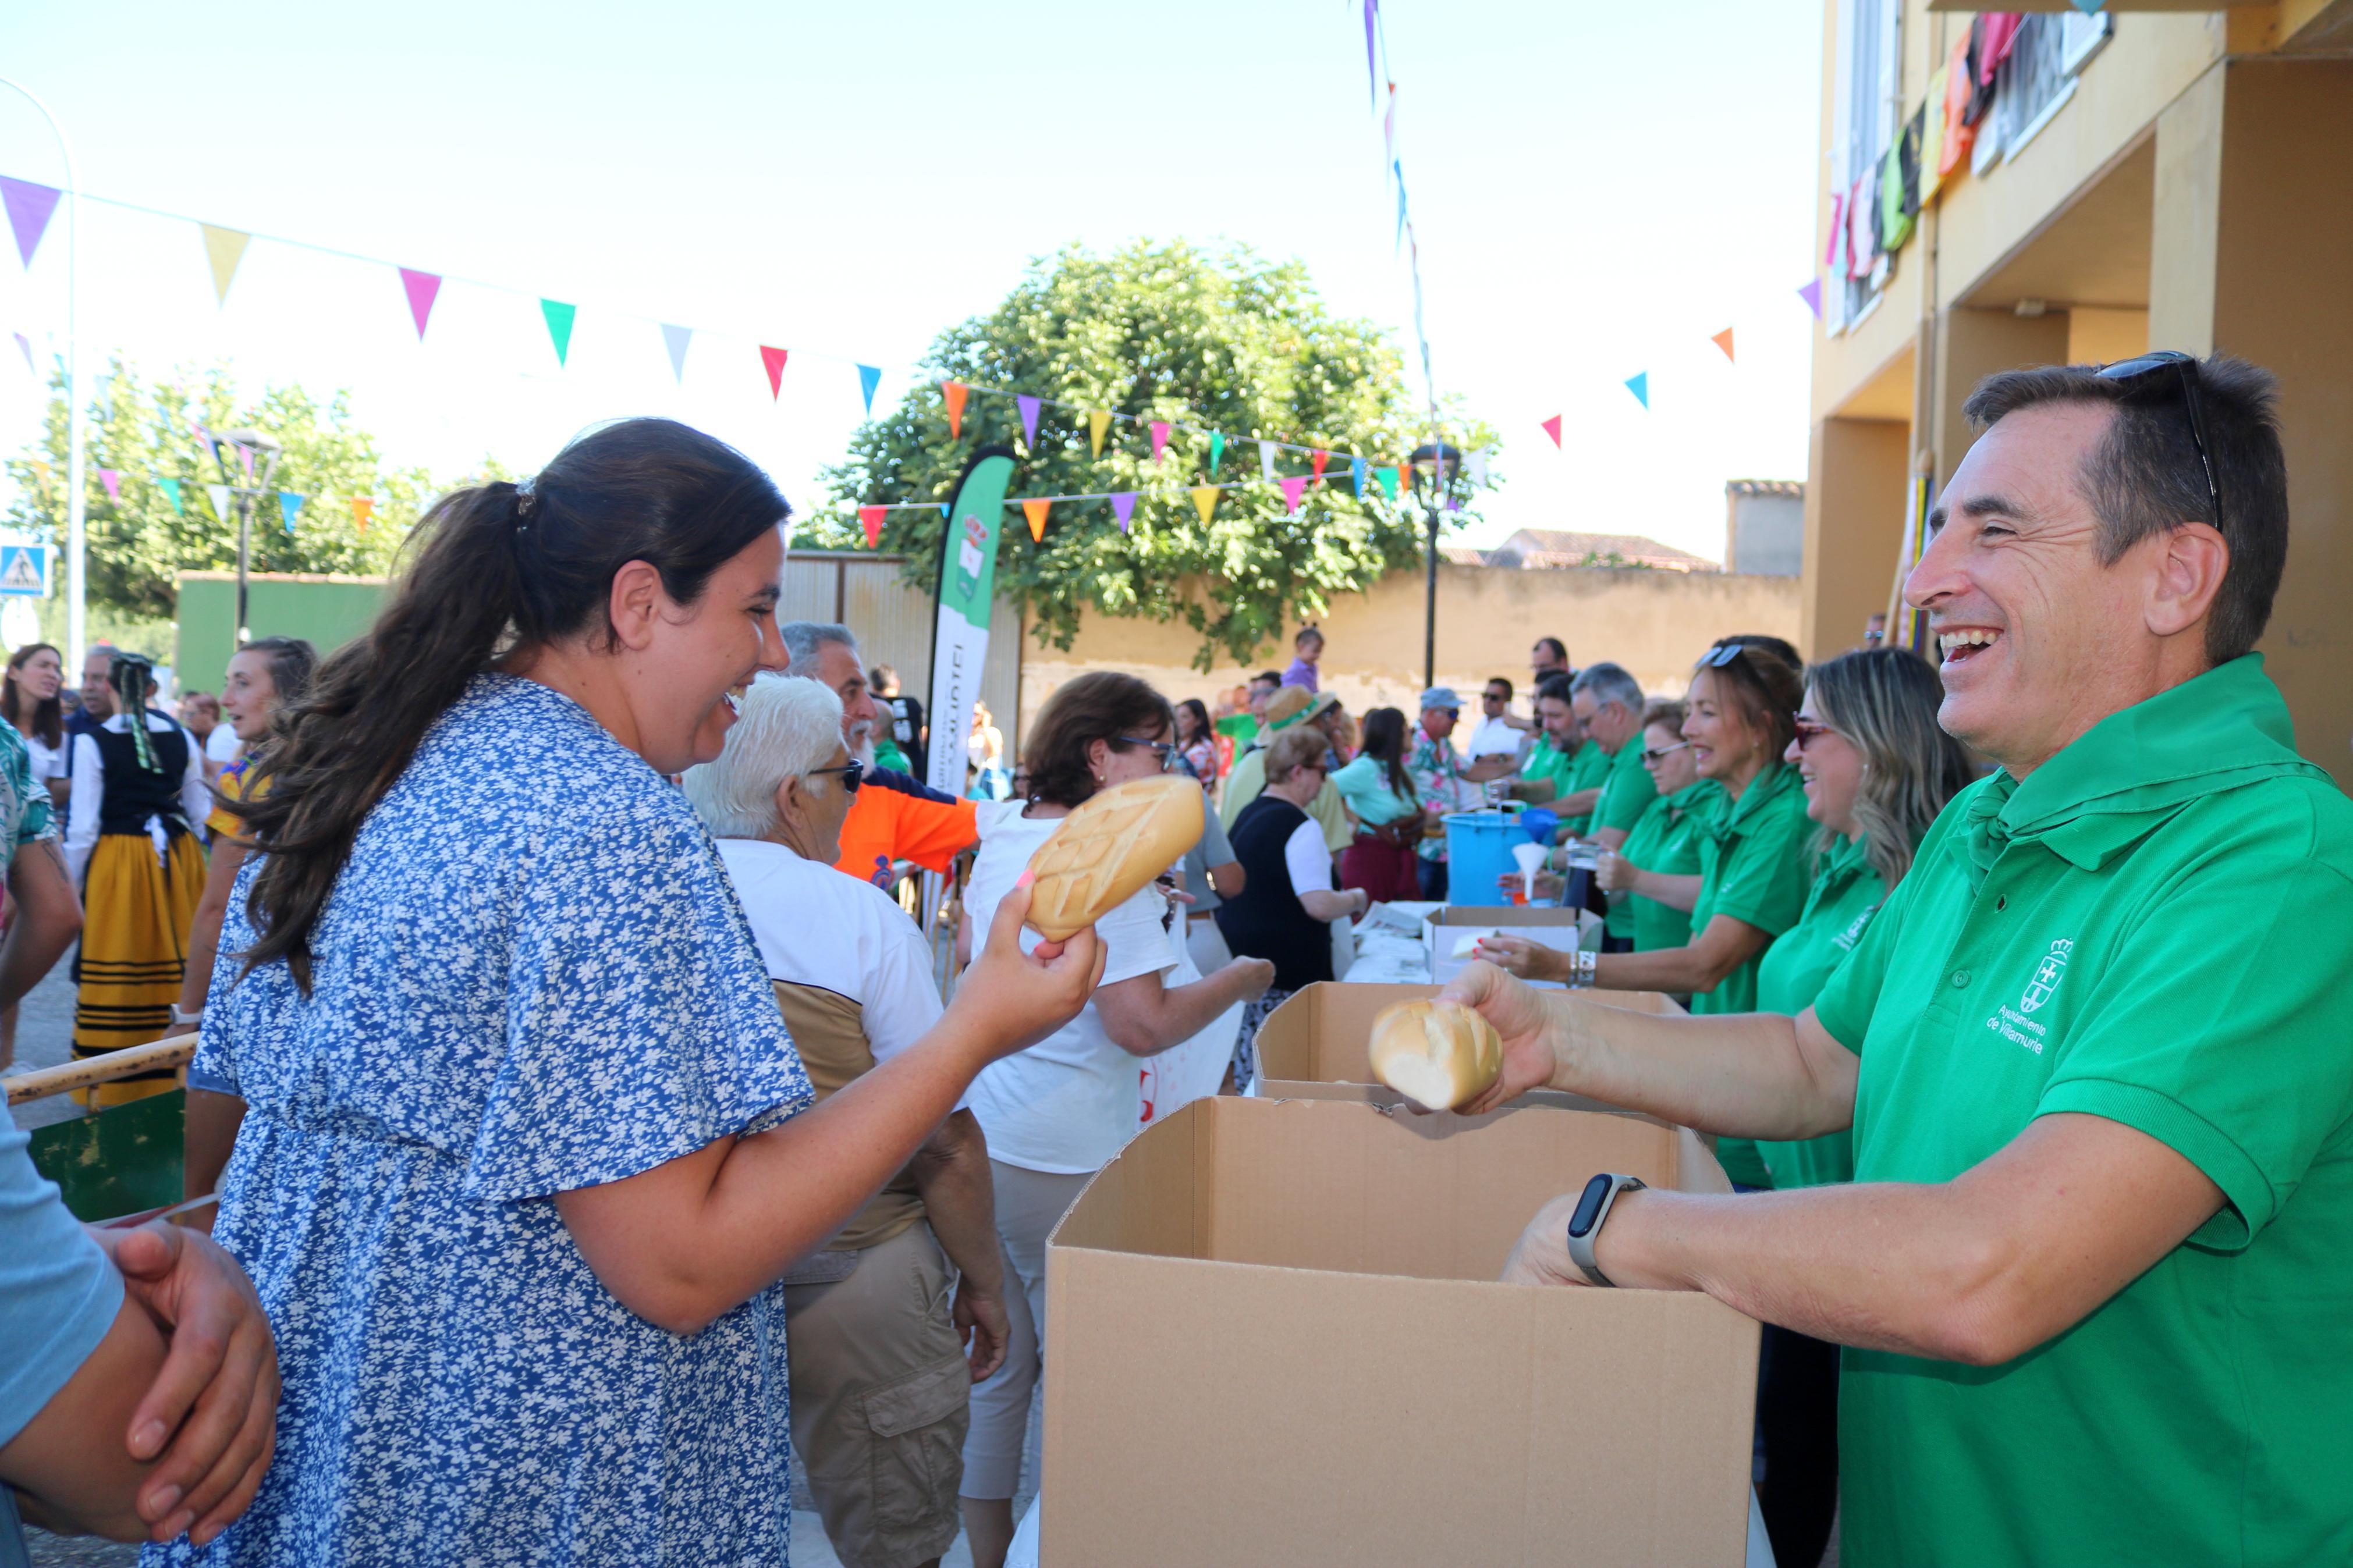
xmin=661 ymin=323 xmax=692 ymax=383
xmin=1258 ymin=440 xmax=1275 ymax=483
xmin=204 ymin=483 xmax=233 ymax=521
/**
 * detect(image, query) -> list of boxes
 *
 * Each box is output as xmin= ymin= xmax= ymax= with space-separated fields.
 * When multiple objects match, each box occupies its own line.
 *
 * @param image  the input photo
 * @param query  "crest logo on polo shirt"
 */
xmin=2019 ymin=938 xmax=2074 ymax=1014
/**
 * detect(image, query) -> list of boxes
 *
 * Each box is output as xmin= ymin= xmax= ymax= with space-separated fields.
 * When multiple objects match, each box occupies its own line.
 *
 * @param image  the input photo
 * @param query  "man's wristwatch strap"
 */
xmin=1564 ymin=1172 xmax=1646 ymax=1287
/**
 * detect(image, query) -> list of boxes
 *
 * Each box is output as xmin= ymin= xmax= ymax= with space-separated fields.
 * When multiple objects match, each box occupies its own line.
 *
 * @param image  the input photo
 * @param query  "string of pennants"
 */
xmin=1 ymin=172 xmax=1482 ymax=543
xmin=17 ymin=451 xmax=377 ymax=534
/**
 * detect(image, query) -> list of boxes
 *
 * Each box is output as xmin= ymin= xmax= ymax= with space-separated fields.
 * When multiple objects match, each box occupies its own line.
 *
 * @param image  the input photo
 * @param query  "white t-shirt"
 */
xmin=1138 ymin=908 xmax=1245 ymax=1129
xmin=714 ymin=835 xmax=945 ymax=1071
xmin=963 ymin=800 xmax=1179 ymax=1174
xmin=205 ymin=724 xmax=243 ymax=766
xmin=1283 ymin=816 xmax=1335 ymax=898
xmin=1465 ymin=713 xmax=1527 ymax=760
xmin=17 ymin=729 xmax=65 ymax=784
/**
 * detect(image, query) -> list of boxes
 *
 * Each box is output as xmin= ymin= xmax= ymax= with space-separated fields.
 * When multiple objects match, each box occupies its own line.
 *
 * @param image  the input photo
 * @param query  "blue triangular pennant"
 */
xmin=857 ymin=364 xmax=882 ymax=418
xmin=279 ymin=492 xmax=305 ymax=533
xmin=1624 ymin=372 xmax=1649 ymax=409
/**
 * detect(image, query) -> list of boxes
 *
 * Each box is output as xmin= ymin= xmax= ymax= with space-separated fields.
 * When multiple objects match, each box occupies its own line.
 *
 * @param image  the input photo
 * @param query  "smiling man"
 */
xmin=1449 ymin=354 xmax=2353 ymax=1566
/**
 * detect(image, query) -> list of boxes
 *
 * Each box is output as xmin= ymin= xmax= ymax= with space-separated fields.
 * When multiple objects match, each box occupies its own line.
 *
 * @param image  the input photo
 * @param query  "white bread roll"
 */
xmin=1023 ymin=773 xmax=1204 ymax=942
xmin=1367 ymin=998 xmax=1505 ymax=1112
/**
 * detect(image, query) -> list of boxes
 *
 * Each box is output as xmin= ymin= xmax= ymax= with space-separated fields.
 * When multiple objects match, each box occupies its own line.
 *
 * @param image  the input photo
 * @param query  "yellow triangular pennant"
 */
xmin=1190 ymin=485 xmax=1219 ymax=527
xmin=202 ymin=225 xmax=251 ymax=305
xmin=1088 ymin=410 xmax=1110 ymax=458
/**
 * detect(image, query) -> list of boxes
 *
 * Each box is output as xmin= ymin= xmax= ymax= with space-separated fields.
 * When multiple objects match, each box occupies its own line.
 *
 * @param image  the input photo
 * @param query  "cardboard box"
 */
xmin=1042 ymin=1096 xmax=1756 ymax=1566
xmin=1253 ymin=980 xmax=1683 ymax=1109
xmin=1422 ymin=905 xmax=1596 ymax=987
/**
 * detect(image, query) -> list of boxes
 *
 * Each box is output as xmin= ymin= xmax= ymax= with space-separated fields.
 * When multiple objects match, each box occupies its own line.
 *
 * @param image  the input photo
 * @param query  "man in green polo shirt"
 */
xmin=1513 ymin=674 xmax=1597 ymax=829
xmin=1450 ymin=354 xmax=2353 ymax=1566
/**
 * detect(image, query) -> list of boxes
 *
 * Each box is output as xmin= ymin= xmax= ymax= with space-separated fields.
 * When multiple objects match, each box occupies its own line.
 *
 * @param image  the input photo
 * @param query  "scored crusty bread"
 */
xmin=1023 ymin=774 xmax=1205 ymax=941
xmin=1367 ymin=998 xmax=1506 ymax=1112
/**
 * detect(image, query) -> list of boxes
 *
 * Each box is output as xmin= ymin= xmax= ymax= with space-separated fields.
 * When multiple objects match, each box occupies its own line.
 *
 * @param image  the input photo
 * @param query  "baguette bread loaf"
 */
xmin=1367 ymin=998 xmax=1506 ymax=1112
xmin=1023 ymin=774 xmax=1204 ymax=942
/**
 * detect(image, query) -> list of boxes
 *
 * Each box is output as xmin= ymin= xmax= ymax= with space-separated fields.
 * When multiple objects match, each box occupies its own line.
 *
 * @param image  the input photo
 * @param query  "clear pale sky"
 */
xmin=0 ymin=0 xmax=1822 ymax=564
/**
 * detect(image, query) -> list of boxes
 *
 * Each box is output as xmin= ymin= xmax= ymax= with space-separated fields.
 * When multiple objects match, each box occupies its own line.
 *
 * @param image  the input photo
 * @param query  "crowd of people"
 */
xmin=3 ymin=350 xmax=2349 ymax=1568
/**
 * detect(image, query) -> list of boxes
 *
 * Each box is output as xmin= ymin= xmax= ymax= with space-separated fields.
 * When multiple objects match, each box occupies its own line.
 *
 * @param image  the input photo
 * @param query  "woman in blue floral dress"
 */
xmin=152 ymin=419 xmax=1101 ymax=1567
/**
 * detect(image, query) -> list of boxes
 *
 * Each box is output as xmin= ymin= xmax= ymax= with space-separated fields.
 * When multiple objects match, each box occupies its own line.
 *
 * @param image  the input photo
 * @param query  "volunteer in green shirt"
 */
xmin=1743 ymin=646 xmax=1976 ymax=1568
xmin=1596 ymin=698 xmax=1718 ymax=955
xmin=1549 ymin=663 xmax=1655 ymax=847
xmin=1455 ymin=354 xmax=2353 ymax=1568
xmin=1512 ymin=675 xmax=1585 ymax=824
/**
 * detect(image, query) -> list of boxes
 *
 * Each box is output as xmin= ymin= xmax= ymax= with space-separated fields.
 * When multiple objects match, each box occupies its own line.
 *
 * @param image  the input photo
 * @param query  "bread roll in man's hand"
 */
xmin=1023 ymin=774 xmax=1204 ymax=942
xmin=1368 ymin=998 xmax=1506 ymax=1112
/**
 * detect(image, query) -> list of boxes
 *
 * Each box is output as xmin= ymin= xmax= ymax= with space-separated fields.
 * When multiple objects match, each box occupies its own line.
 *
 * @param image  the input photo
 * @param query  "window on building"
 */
xmin=1827 ymin=0 xmax=1903 ymax=333
xmin=1985 ymin=12 xmax=2114 ymax=168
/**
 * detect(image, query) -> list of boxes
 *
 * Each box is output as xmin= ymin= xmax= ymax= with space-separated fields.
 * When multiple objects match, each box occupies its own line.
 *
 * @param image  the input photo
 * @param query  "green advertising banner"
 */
xmin=924 ymin=447 xmax=1018 ymax=798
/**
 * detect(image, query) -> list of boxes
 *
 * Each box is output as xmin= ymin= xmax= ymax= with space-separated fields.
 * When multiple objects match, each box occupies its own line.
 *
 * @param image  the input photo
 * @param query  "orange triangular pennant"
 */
xmin=1711 ymin=328 xmax=1735 ymax=363
xmin=349 ymin=496 xmax=375 ymax=530
xmin=942 ymin=380 xmax=968 ymax=439
xmin=1023 ymin=497 xmax=1050 ymax=542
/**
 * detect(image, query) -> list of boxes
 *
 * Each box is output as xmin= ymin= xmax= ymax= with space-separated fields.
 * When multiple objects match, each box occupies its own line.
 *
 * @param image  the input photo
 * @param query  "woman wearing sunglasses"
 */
xmin=1592 ymin=698 xmax=1718 ymax=958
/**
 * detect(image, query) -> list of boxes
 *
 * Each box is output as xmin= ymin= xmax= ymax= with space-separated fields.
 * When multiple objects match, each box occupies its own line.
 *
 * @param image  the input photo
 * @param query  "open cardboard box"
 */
xmin=1254 ymin=980 xmax=1684 ymax=1111
xmin=1042 ymin=1095 xmax=1755 ymax=1566
xmin=1423 ymin=905 xmax=1597 ymax=987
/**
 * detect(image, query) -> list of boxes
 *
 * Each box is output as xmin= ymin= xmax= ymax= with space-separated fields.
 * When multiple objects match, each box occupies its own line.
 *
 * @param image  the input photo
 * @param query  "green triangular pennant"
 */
xmin=541 ymin=299 xmax=576 ymax=367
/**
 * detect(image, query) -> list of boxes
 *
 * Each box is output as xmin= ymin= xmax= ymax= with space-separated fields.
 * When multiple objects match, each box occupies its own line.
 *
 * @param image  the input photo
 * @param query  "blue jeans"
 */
xmin=1415 ymin=858 xmax=1448 ymax=901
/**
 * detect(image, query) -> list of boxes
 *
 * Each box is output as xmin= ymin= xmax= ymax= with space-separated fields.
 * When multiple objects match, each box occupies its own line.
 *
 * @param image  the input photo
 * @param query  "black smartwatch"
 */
xmin=1565 ymin=1172 xmax=1646 ymax=1287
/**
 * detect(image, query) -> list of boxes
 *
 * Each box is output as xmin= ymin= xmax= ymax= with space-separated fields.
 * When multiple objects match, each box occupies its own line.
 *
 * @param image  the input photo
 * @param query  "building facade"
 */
xmin=1800 ymin=0 xmax=2353 ymax=786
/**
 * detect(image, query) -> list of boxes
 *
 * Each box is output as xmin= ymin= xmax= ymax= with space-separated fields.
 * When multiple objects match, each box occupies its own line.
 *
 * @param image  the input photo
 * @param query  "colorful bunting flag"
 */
xmin=1207 ymin=431 xmax=1225 ymax=474
xmin=97 ymin=468 xmax=119 ymax=502
xmin=1541 ymin=415 xmax=1563 ymax=449
xmin=399 ymin=268 xmax=442 ymax=340
xmin=761 ymin=345 xmax=790 ymax=399
xmin=857 ymin=364 xmax=881 ymax=418
xmin=1088 ymin=410 xmax=1110 ymax=458
xmin=1710 ymin=328 xmax=1736 ymax=363
xmin=1258 ymin=440 xmax=1276 ymax=483
xmin=279 ymin=492 xmax=304 ymax=533
xmin=1351 ymin=457 xmax=1368 ymax=496
xmin=1311 ymin=449 xmax=1330 ymax=485
xmin=858 ymin=505 xmax=886 ymax=547
xmin=1190 ymin=486 xmax=1219 ymax=527
xmin=662 ymin=323 xmax=693 ymax=382
xmin=350 ymin=496 xmax=375 ymax=530
xmin=157 ymin=476 xmax=184 ymax=514
xmin=204 ymin=482 xmax=233 ymax=522
xmin=236 ymin=443 xmax=254 ymax=483
xmin=10 ymin=333 xmax=29 ymax=374
xmin=1149 ymin=421 xmax=1172 ymax=463
xmin=1797 ymin=279 xmax=1823 ymax=319
xmin=201 ymin=226 xmax=250 ymax=304
xmin=1279 ymin=474 xmax=1308 ymax=516
xmin=1017 ymin=394 xmax=1041 ymax=448
xmin=0 ymin=178 xmax=59 ymax=268
xmin=1624 ymin=372 xmax=1650 ymax=409
xmin=541 ymin=300 xmax=576 ymax=366
xmin=1022 ymin=497 xmax=1050 ymax=542
xmin=1375 ymin=465 xmax=1399 ymax=501
xmin=1362 ymin=0 xmax=1380 ymax=105
xmin=1111 ymin=492 xmax=1137 ymax=533
xmin=942 ymin=381 xmax=968 ymax=439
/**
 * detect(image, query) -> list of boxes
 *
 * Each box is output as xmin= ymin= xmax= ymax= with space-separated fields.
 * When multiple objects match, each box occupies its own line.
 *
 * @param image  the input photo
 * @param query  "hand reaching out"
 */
xmin=1440 ymin=961 xmax=1564 ymax=1116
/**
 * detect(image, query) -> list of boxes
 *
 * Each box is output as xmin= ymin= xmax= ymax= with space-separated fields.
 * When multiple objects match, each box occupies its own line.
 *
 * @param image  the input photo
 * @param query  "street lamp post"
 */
xmin=0 ymin=77 xmax=85 ymax=671
xmin=1408 ymin=440 xmax=1463 ymax=691
xmin=211 ymin=429 xmax=282 ymax=645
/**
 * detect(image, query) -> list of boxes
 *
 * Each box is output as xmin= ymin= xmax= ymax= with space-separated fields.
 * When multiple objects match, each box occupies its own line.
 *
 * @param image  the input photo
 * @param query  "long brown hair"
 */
xmin=1694 ymin=635 xmax=1803 ymax=765
xmin=1357 ymin=706 xmax=1415 ymax=802
xmin=235 ymin=418 xmax=788 ymax=990
xmin=1021 ymin=671 xmax=1173 ymax=809
xmin=1807 ymin=649 xmax=1976 ymax=888
xmin=2 ymin=643 xmax=62 ymax=749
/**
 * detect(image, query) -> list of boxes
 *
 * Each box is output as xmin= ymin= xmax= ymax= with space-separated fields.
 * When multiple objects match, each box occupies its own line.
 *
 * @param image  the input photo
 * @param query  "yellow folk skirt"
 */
xmin=72 ymin=829 xmax=207 ymax=1107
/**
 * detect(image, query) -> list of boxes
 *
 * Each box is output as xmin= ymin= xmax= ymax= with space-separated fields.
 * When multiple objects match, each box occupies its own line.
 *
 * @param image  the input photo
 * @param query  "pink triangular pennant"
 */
xmin=1017 ymin=394 xmax=1041 ymax=447
xmin=98 ymin=468 xmax=120 ymax=502
xmin=1540 ymin=415 xmax=1563 ymax=449
xmin=1111 ymin=492 xmax=1138 ymax=533
xmin=1279 ymin=474 xmax=1308 ymax=516
xmin=399 ymin=268 xmax=442 ymax=340
xmin=1022 ymin=497 xmax=1050 ymax=542
xmin=1149 ymin=421 xmax=1171 ymax=463
xmin=858 ymin=505 xmax=886 ymax=547
xmin=943 ymin=381 xmax=967 ymax=439
xmin=761 ymin=345 xmax=789 ymax=399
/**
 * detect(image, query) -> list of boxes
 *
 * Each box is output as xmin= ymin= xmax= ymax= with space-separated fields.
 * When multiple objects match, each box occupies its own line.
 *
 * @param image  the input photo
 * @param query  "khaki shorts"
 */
xmin=784 ymin=1223 xmax=970 ymax=1568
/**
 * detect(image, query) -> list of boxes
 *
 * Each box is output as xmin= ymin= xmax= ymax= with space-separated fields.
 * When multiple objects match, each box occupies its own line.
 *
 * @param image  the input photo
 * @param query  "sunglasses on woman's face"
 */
xmin=1642 ymin=741 xmax=1693 ymax=764
xmin=808 ymin=758 xmax=865 ymax=795
xmin=1791 ymin=719 xmax=1843 ymax=750
xmin=1117 ymin=735 xmax=1176 ymax=767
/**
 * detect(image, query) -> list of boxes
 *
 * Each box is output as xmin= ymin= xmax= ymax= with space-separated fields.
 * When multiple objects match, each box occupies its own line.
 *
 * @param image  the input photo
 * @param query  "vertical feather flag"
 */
xmin=399 ymin=268 xmax=442 ymax=340
xmin=1111 ymin=492 xmax=1138 ymax=534
xmin=1279 ymin=475 xmax=1308 ymax=517
xmin=662 ymin=324 xmax=693 ymax=382
xmin=156 ymin=477 xmax=184 ymax=514
xmin=858 ymin=506 xmax=886 ymax=547
xmin=761 ymin=346 xmax=789 ymax=399
xmin=1311 ymin=449 xmax=1330 ymax=485
xmin=350 ymin=496 xmax=375 ymax=530
xmin=279 ymin=492 xmax=304 ymax=534
xmin=1624 ymin=372 xmax=1650 ymax=409
xmin=97 ymin=469 xmax=120 ymax=502
xmin=1541 ymin=415 xmax=1563 ymax=448
xmin=1207 ymin=432 xmax=1225 ymax=474
xmin=541 ymin=300 xmax=576 ymax=366
xmin=1088 ymin=410 xmax=1110 ymax=458
xmin=1149 ymin=422 xmax=1172 ymax=463
xmin=1710 ymin=329 xmax=1736 ymax=363
xmin=857 ymin=364 xmax=882 ymax=418
xmin=0 ymin=178 xmax=60 ymax=268
xmin=1258 ymin=440 xmax=1276 ymax=483
xmin=942 ymin=381 xmax=968 ymax=439
xmin=1190 ymin=486 xmax=1218 ymax=527
xmin=1022 ymin=497 xmax=1050 ymax=542
xmin=201 ymin=226 xmax=251 ymax=304
xmin=204 ymin=483 xmax=233 ymax=522
xmin=1017 ymin=395 xmax=1041 ymax=448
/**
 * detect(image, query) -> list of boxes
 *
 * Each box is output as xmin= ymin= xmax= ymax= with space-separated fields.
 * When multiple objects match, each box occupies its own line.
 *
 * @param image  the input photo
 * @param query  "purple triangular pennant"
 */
xmin=1017 ymin=394 xmax=1041 ymax=447
xmin=1111 ymin=492 xmax=1138 ymax=533
xmin=1797 ymin=279 xmax=1823 ymax=319
xmin=0 ymin=178 xmax=61 ymax=269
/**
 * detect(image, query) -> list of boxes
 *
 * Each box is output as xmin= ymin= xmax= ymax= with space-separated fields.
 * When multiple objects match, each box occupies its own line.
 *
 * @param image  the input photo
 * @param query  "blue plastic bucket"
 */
xmin=1442 ymin=811 xmax=1531 ymax=907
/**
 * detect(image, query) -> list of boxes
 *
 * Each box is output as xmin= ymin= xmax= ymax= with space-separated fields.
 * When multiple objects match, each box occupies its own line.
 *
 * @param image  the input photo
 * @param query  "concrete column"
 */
xmin=1929 ymin=308 xmax=2072 ymax=494
xmin=1800 ymin=417 xmax=1912 ymax=660
xmin=2152 ymin=57 xmax=2353 ymax=786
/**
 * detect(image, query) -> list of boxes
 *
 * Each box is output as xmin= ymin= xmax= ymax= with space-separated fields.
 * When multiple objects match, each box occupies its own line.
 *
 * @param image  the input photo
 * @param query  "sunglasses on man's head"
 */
xmin=808 ymin=758 xmax=865 ymax=794
xmin=2095 ymin=350 xmax=2222 ymax=530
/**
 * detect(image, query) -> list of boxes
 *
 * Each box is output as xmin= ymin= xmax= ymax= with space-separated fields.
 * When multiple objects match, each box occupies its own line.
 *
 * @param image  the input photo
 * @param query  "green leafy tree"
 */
xmin=800 ymin=241 xmax=1496 ymax=670
xmin=4 ymin=360 xmax=498 ymax=622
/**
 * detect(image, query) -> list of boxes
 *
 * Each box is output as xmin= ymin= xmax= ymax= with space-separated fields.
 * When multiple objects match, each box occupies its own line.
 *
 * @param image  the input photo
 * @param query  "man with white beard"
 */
xmin=780 ymin=622 xmax=978 ymax=890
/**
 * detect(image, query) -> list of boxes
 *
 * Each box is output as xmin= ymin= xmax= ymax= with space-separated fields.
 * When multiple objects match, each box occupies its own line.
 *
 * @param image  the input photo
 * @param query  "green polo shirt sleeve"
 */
xmin=1703 ymin=786 xmax=1813 ymax=937
xmin=2034 ymin=842 xmax=2353 ymax=1251
xmin=1593 ymin=739 xmax=1657 ymax=835
xmin=1809 ymin=833 xmax=1932 ymax=1050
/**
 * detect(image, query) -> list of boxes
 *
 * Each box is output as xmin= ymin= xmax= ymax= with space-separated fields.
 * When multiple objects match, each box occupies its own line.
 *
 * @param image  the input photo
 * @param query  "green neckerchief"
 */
xmin=1958 ymin=654 xmax=2324 ymax=888
xmin=1702 ymin=759 xmax=1802 ymax=851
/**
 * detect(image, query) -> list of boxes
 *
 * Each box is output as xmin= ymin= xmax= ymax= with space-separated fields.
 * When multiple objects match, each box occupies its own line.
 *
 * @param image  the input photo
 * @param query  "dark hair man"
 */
xmin=1453 ymin=355 xmax=2352 ymax=1566
xmin=1529 ymin=637 xmax=1569 ymax=682
xmin=868 ymin=663 xmax=927 ymax=781
xmin=1465 ymin=677 xmax=1532 ymax=762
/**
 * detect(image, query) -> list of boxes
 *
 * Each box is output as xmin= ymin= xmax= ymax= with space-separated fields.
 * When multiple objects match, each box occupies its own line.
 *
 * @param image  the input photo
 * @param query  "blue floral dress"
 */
xmin=148 ymin=674 xmax=814 ymax=1567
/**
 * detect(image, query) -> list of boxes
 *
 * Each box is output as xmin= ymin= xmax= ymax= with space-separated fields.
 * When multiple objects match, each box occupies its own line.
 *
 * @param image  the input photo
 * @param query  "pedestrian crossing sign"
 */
xmin=0 ymin=542 xmax=50 ymax=598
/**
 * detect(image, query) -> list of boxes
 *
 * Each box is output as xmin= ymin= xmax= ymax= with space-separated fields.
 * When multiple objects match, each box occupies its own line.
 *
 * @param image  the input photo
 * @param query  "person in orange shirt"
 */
xmin=780 ymin=622 xmax=979 ymax=889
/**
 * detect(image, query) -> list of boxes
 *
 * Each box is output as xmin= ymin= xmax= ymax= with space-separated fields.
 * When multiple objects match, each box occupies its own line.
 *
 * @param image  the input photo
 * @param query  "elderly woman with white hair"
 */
xmin=683 ymin=674 xmax=1009 ymax=1568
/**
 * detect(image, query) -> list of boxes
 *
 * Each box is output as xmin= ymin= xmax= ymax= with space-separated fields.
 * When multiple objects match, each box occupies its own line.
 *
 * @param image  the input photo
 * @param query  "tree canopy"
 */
xmin=4 ymin=361 xmax=485 ymax=622
xmin=800 ymin=241 xmax=1495 ymax=669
